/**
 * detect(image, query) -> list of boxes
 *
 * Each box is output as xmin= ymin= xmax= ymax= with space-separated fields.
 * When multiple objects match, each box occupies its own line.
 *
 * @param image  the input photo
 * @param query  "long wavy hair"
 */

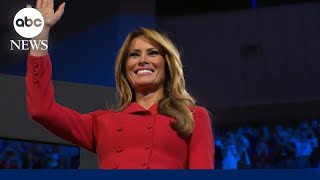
xmin=114 ymin=27 xmax=196 ymax=136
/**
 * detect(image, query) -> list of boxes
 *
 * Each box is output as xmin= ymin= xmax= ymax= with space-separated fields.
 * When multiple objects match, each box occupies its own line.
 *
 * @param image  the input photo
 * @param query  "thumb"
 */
xmin=55 ymin=2 xmax=66 ymax=20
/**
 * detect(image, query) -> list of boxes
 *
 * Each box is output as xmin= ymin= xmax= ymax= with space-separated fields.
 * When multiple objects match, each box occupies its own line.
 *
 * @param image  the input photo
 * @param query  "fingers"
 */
xmin=37 ymin=0 xmax=54 ymax=9
xmin=55 ymin=2 xmax=66 ymax=20
xmin=42 ymin=0 xmax=48 ymax=8
xmin=47 ymin=0 xmax=54 ymax=9
xmin=36 ymin=0 xmax=42 ymax=9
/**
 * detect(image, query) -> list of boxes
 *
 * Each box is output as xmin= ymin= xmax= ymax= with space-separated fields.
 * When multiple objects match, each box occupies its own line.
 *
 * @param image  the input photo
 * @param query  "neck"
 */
xmin=135 ymin=86 xmax=164 ymax=109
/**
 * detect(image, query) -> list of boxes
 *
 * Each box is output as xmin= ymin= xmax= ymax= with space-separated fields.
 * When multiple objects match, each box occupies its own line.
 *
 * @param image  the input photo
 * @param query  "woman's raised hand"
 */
xmin=27 ymin=0 xmax=65 ymax=30
xmin=28 ymin=0 xmax=65 ymax=56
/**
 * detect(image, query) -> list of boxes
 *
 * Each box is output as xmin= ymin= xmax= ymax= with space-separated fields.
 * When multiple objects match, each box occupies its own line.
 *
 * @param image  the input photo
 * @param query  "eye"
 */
xmin=149 ymin=50 xmax=159 ymax=56
xmin=129 ymin=52 xmax=140 ymax=58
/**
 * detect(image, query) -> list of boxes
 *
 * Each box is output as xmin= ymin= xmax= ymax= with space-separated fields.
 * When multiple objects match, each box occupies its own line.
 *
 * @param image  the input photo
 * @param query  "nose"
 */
xmin=138 ymin=53 xmax=149 ymax=65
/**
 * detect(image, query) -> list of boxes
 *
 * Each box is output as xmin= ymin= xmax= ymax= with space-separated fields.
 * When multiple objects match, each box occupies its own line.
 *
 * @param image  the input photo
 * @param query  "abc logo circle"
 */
xmin=13 ymin=8 xmax=44 ymax=38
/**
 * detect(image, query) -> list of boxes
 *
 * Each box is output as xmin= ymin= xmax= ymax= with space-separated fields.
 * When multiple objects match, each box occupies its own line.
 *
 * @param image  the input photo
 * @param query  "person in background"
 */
xmin=222 ymin=132 xmax=241 ymax=169
xmin=291 ymin=122 xmax=317 ymax=168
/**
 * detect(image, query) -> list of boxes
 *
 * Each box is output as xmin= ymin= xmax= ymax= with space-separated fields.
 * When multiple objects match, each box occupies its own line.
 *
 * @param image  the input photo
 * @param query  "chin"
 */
xmin=134 ymin=82 xmax=158 ymax=90
xmin=136 ymin=83 xmax=154 ymax=88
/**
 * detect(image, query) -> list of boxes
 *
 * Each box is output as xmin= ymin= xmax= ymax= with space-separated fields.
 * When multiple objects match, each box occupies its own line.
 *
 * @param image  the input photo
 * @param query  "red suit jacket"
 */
xmin=26 ymin=54 xmax=214 ymax=169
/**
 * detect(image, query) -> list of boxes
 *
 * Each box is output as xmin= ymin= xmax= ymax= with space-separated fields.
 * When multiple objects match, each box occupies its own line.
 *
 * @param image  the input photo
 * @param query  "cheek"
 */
xmin=125 ymin=60 xmax=135 ymax=77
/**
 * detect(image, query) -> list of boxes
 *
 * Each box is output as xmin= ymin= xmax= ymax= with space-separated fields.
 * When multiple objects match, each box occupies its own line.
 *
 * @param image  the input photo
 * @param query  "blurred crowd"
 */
xmin=214 ymin=119 xmax=320 ymax=169
xmin=1 ymin=119 xmax=320 ymax=169
xmin=0 ymin=139 xmax=79 ymax=169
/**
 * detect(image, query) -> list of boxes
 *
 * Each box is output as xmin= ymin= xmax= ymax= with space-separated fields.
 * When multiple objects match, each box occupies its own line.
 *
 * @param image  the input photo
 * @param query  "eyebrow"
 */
xmin=129 ymin=48 xmax=158 ymax=52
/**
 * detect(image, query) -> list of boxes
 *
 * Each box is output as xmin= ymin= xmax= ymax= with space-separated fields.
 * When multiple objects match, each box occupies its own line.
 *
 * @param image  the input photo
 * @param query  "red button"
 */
xmin=33 ymin=60 xmax=39 ymax=67
xmin=145 ymin=123 xmax=153 ymax=129
xmin=116 ymin=145 xmax=124 ymax=152
xmin=144 ymin=142 xmax=151 ymax=149
xmin=33 ymin=77 xmax=39 ymax=84
xmin=140 ymin=160 xmax=148 ymax=166
xmin=112 ymin=162 xmax=118 ymax=169
xmin=116 ymin=124 xmax=123 ymax=131
xmin=33 ymin=69 xmax=38 ymax=75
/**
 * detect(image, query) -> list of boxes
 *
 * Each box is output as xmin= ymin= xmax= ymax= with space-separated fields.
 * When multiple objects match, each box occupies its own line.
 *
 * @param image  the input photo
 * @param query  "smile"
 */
xmin=134 ymin=67 xmax=155 ymax=75
xmin=136 ymin=69 xmax=153 ymax=74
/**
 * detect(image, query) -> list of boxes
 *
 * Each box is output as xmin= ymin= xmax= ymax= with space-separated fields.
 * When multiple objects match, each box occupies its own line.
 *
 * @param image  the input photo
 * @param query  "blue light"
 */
xmin=252 ymin=0 xmax=256 ymax=9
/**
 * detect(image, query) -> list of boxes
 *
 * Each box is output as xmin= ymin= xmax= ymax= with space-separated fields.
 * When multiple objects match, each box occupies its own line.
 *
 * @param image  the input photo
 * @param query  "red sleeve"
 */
xmin=188 ymin=106 xmax=215 ymax=169
xmin=25 ymin=54 xmax=102 ymax=153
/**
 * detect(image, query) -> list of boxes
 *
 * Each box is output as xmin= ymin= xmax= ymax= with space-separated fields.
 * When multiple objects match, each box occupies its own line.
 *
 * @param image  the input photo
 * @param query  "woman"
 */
xmin=26 ymin=0 xmax=214 ymax=169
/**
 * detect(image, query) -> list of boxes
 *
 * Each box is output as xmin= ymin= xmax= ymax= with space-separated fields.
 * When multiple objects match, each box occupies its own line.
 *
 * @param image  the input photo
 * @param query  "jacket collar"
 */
xmin=123 ymin=102 xmax=158 ymax=115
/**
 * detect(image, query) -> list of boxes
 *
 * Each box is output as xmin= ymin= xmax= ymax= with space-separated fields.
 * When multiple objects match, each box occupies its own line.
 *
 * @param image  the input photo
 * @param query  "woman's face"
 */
xmin=125 ymin=35 xmax=165 ymax=92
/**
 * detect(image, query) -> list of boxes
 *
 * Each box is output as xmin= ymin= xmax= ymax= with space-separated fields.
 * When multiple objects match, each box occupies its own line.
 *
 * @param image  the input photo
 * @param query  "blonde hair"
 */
xmin=114 ymin=27 xmax=196 ymax=136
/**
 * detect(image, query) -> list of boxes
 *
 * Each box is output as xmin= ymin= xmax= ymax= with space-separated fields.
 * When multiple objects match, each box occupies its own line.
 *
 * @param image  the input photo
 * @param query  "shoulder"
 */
xmin=193 ymin=106 xmax=208 ymax=114
xmin=192 ymin=106 xmax=210 ymax=118
xmin=192 ymin=106 xmax=213 ymax=126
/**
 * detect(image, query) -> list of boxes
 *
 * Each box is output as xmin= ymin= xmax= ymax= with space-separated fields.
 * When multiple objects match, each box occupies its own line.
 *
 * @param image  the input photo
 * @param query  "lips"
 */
xmin=137 ymin=69 xmax=153 ymax=74
xmin=134 ymin=68 xmax=155 ymax=74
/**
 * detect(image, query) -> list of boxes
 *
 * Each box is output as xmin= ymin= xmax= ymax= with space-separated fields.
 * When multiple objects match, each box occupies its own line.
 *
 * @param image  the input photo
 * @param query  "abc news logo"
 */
xmin=15 ymin=16 xmax=43 ymax=27
xmin=10 ymin=8 xmax=48 ymax=50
